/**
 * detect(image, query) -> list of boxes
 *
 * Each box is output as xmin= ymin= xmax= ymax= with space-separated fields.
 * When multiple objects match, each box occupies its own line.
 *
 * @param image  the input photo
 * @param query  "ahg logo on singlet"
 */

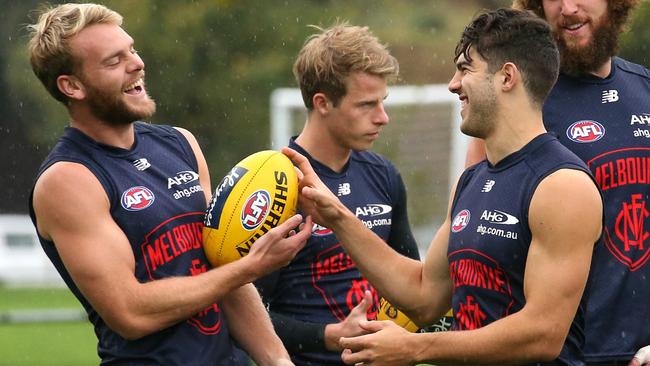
xmin=121 ymin=186 xmax=155 ymax=211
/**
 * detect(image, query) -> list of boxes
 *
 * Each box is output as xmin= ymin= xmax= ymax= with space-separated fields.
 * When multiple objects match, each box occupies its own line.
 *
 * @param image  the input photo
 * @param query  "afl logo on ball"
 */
xmin=241 ymin=190 xmax=271 ymax=231
xmin=451 ymin=209 xmax=471 ymax=233
xmin=121 ymin=186 xmax=155 ymax=211
xmin=566 ymin=120 xmax=605 ymax=143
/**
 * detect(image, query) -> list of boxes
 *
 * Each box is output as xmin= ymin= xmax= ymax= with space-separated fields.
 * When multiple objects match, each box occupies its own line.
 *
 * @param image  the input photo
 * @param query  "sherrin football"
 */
xmin=376 ymin=297 xmax=419 ymax=332
xmin=203 ymin=150 xmax=298 ymax=267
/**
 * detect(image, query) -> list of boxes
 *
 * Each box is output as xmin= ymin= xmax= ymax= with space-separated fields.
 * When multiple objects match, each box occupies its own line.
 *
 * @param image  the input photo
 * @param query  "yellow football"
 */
xmin=376 ymin=297 xmax=420 ymax=332
xmin=203 ymin=150 xmax=298 ymax=267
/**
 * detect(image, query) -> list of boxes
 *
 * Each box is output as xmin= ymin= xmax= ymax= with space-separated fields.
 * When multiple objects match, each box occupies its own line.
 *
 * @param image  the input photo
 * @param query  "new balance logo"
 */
xmin=338 ymin=183 xmax=351 ymax=196
xmin=481 ymin=180 xmax=495 ymax=193
xmin=133 ymin=158 xmax=151 ymax=171
xmin=601 ymin=90 xmax=619 ymax=103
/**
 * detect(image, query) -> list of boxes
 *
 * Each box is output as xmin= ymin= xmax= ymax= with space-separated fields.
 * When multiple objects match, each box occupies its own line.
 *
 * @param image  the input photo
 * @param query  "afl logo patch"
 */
xmin=566 ymin=120 xmax=605 ymax=143
xmin=312 ymin=224 xmax=333 ymax=237
xmin=241 ymin=190 xmax=270 ymax=231
xmin=121 ymin=186 xmax=155 ymax=211
xmin=451 ymin=209 xmax=471 ymax=233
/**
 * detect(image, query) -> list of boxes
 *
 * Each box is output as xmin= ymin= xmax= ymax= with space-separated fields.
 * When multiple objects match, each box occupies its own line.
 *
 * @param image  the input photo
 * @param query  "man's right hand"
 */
xmin=246 ymin=214 xmax=312 ymax=278
xmin=282 ymin=147 xmax=349 ymax=229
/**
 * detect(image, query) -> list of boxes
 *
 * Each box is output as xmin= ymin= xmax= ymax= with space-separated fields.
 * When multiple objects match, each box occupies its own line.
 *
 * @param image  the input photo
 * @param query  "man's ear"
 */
xmin=56 ymin=74 xmax=85 ymax=101
xmin=312 ymin=92 xmax=331 ymax=116
xmin=500 ymin=62 xmax=520 ymax=92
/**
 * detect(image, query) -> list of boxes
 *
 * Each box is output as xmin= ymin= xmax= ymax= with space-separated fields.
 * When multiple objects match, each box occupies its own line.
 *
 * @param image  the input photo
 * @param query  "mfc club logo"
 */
xmin=121 ymin=186 xmax=155 ymax=211
xmin=566 ymin=120 xmax=605 ymax=143
xmin=451 ymin=209 xmax=471 ymax=233
xmin=605 ymin=194 xmax=650 ymax=271
xmin=241 ymin=190 xmax=270 ymax=231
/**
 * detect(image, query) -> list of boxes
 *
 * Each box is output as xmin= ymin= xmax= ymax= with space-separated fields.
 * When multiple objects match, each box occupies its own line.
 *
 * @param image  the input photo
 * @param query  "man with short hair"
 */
xmin=255 ymin=23 xmax=422 ymax=365
xmin=466 ymin=2 xmax=650 ymax=364
xmin=284 ymin=8 xmax=603 ymax=365
xmin=27 ymin=3 xmax=311 ymax=364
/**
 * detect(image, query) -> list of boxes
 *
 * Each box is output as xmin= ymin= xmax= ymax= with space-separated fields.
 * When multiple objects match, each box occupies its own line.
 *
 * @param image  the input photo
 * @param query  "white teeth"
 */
xmin=124 ymin=78 xmax=143 ymax=92
xmin=565 ymin=23 xmax=583 ymax=30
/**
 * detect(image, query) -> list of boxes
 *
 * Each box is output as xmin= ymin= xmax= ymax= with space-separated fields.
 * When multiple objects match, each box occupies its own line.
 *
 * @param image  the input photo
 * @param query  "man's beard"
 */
xmin=460 ymin=87 xmax=497 ymax=139
xmin=556 ymin=12 xmax=620 ymax=76
xmin=85 ymin=83 xmax=156 ymax=127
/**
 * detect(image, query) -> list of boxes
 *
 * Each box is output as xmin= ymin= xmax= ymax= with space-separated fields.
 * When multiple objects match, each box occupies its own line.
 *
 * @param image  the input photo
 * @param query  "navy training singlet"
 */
xmin=256 ymin=137 xmax=419 ymax=366
xmin=449 ymin=133 xmax=593 ymax=366
xmin=543 ymin=57 xmax=650 ymax=363
xmin=29 ymin=122 xmax=239 ymax=365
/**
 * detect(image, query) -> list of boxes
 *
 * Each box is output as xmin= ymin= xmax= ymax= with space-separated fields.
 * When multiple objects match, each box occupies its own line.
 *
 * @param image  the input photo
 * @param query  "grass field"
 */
xmin=0 ymin=286 xmax=99 ymax=366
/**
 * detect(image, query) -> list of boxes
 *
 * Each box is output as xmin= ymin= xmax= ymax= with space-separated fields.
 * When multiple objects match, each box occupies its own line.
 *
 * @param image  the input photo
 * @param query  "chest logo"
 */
xmin=481 ymin=180 xmax=495 ymax=193
xmin=480 ymin=210 xmax=519 ymax=225
xmin=121 ymin=186 xmax=155 ymax=211
xmin=601 ymin=89 xmax=619 ymax=103
xmin=312 ymin=223 xmax=333 ymax=236
xmin=566 ymin=120 xmax=605 ymax=143
xmin=605 ymin=194 xmax=650 ymax=271
xmin=451 ymin=209 xmax=471 ymax=233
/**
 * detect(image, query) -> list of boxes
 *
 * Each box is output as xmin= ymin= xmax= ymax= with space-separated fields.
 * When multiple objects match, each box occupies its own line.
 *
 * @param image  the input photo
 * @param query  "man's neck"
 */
xmin=484 ymin=109 xmax=546 ymax=166
xmin=295 ymin=122 xmax=351 ymax=173
xmin=69 ymin=116 xmax=135 ymax=149
xmin=589 ymin=57 xmax=613 ymax=79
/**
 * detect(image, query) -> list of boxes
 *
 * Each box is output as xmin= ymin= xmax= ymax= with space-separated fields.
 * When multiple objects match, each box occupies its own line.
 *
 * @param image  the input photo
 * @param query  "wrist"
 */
xmin=324 ymin=322 xmax=342 ymax=351
xmin=328 ymin=204 xmax=357 ymax=233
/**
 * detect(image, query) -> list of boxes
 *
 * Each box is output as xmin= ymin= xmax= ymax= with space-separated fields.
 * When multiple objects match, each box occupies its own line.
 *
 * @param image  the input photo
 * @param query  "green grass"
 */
xmin=0 ymin=286 xmax=100 ymax=366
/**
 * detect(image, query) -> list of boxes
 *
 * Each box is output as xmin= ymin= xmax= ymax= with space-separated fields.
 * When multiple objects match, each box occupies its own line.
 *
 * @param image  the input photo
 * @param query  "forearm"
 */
xmin=223 ymin=284 xmax=290 ymax=365
xmin=269 ymin=311 xmax=326 ymax=353
xmin=413 ymin=310 xmax=565 ymax=365
xmin=100 ymin=255 xmax=261 ymax=339
xmin=329 ymin=207 xmax=435 ymax=321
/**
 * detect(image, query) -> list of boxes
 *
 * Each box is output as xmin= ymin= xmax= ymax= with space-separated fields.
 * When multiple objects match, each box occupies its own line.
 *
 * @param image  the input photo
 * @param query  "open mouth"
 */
xmin=123 ymin=78 xmax=144 ymax=95
xmin=459 ymin=95 xmax=468 ymax=108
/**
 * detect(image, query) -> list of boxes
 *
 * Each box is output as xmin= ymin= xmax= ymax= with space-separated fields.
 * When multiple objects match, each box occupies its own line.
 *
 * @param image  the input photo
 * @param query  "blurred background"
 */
xmin=0 ymin=0 xmax=648 ymax=364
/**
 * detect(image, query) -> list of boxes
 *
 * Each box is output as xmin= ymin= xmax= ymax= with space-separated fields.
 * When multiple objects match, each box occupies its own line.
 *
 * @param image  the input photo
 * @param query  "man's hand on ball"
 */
xmin=282 ymin=147 xmax=348 ymax=228
xmin=246 ymin=214 xmax=312 ymax=277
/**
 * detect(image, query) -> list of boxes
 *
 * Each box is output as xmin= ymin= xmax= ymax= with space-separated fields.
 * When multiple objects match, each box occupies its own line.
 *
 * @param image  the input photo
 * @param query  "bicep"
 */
xmin=34 ymin=163 xmax=139 ymax=321
xmin=523 ymin=169 xmax=601 ymax=331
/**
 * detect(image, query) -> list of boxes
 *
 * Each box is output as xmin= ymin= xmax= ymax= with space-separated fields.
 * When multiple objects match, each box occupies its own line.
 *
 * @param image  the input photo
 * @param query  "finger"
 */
xmin=358 ymin=319 xmax=386 ymax=333
xmin=358 ymin=290 xmax=373 ymax=313
xmin=293 ymin=165 xmax=304 ymax=181
xmin=282 ymin=147 xmax=316 ymax=177
xmin=630 ymin=345 xmax=650 ymax=366
xmin=340 ymin=346 xmax=368 ymax=365
xmin=339 ymin=334 xmax=369 ymax=352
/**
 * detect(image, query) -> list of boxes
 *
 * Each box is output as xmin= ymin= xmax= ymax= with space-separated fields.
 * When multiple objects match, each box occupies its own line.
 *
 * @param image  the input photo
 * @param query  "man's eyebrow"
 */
xmin=455 ymin=59 xmax=471 ymax=69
